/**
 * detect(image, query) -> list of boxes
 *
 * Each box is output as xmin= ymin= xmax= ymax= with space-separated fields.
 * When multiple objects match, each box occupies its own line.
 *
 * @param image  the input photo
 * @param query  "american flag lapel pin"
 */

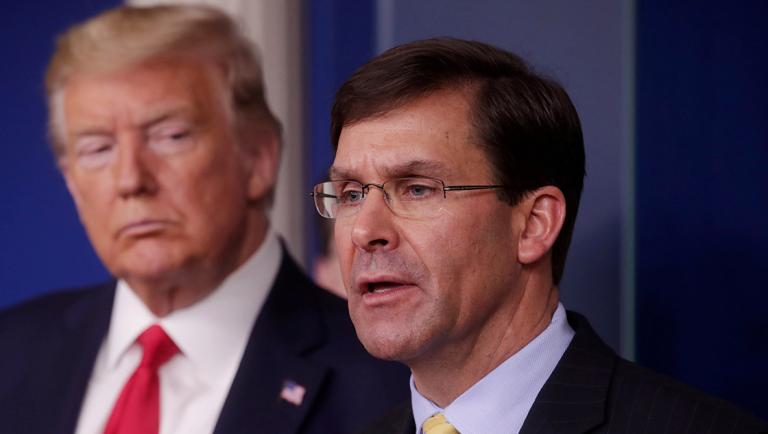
xmin=279 ymin=379 xmax=306 ymax=406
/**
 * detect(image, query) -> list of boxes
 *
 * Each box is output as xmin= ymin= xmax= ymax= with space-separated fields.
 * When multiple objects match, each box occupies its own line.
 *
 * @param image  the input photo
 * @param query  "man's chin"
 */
xmin=109 ymin=253 xmax=188 ymax=287
xmin=354 ymin=325 xmax=424 ymax=363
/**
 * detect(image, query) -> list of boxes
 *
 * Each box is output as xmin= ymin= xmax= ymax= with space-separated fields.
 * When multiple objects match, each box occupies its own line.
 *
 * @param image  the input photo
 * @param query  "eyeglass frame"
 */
xmin=310 ymin=176 xmax=505 ymax=219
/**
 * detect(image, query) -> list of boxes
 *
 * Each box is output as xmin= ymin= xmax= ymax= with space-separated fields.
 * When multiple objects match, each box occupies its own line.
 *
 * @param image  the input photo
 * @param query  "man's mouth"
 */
xmin=353 ymin=273 xmax=420 ymax=306
xmin=356 ymin=275 xmax=416 ymax=296
xmin=118 ymin=219 xmax=173 ymax=238
xmin=366 ymin=281 xmax=406 ymax=294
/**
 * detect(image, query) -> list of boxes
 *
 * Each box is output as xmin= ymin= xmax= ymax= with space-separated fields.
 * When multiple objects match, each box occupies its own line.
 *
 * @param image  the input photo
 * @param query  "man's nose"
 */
xmin=350 ymin=188 xmax=399 ymax=253
xmin=114 ymin=137 xmax=158 ymax=198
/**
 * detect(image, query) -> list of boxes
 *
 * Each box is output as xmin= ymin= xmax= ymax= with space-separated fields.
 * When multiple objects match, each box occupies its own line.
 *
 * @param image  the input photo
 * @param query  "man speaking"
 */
xmin=0 ymin=4 xmax=407 ymax=434
xmin=313 ymin=38 xmax=768 ymax=433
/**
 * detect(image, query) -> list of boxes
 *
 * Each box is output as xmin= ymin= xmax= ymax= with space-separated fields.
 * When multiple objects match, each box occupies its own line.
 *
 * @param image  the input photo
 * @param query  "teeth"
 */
xmin=367 ymin=282 xmax=400 ymax=293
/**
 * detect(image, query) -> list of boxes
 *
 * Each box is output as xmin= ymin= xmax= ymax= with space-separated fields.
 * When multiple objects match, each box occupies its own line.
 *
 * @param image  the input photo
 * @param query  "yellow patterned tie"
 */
xmin=422 ymin=413 xmax=460 ymax=434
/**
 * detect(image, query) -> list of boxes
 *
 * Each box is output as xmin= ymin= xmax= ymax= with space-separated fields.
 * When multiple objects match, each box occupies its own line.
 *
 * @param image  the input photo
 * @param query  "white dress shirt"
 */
xmin=411 ymin=303 xmax=575 ymax=434
xmin=75 ymin=229 xmax=282 ymax=434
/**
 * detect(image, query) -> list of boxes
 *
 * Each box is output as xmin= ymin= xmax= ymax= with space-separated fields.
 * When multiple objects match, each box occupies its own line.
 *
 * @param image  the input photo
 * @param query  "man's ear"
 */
xmin=242 ymin=128 xmax=281 ymax=201
xmin=517 ymin=186 xmax=566 ymax=265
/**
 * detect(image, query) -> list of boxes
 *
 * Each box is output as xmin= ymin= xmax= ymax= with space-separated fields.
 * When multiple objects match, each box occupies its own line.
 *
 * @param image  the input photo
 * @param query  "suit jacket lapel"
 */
xmin=359 ymin=402 xmax=414 ymax=434
xmin=213 ymin=251 xmax=330 ymax=434
xmin=519 ymin=311 xmax=615 ymax=434
xmin=48 ymin=284 xmax=115 ymax=433
xmin=388 ymin=403 xmax=415 ymax=434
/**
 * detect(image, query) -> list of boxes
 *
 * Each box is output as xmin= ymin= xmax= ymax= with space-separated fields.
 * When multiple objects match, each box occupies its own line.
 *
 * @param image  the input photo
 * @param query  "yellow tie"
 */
xmin=422 ymin=413 xmax=460 ymax=434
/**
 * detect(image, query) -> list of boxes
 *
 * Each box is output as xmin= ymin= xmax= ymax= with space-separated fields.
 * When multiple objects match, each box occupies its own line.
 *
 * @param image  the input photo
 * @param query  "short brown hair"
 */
xmin=331 ymin=38 xmax=585 ymax=284
xmin=45 ymin=4 xmax=280 ymax=158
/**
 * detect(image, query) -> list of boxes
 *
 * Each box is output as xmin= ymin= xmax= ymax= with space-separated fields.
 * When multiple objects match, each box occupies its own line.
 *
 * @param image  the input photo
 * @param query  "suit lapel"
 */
xmin=388 ymin=403 xmax=415 ymax=434
xmin=213 ymin=252 xmax=330 ymax=434
xmin=47 ymin=284 xmax=115 ymax=433
xmin=359 ymin=402 xmax=414 ymax=434
xmin=519 ymin=311 xmax=616 ymax=434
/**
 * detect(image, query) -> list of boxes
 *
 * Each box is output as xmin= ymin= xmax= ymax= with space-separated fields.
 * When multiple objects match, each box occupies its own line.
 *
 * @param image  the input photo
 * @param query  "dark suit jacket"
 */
xmin=0 ymin=251 xmax=410 ymax=434
xmin=361 ymin=312 xmax=768 ymax=434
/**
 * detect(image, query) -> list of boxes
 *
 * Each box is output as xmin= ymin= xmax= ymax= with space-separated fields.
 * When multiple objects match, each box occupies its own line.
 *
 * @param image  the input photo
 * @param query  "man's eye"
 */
xmin=148 ymin=124 xmax=193 ymax=155
xmin=337 ymin=184 xmax=363 ymax=205
xmin=169 ymin=131 xmax=189 ymax=140
xmin=73 ymin=138 xmax=115 ymax=169
xmin=401 ymin=182 xmax=436 ymax=200
xmin=340 ymin=189 xmax=364 ymax=204
xmin=80 ymin=144 xmax=112 ymax=155
xmin=151 ymin=130 xmax=190 ymax=147
xmin=75 ymin=138 xmax=113 ymax=155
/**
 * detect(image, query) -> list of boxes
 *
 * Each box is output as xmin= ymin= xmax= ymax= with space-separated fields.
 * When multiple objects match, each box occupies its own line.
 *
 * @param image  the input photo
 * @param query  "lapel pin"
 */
xmin=279 ymin=379 xmax=306 ymax=406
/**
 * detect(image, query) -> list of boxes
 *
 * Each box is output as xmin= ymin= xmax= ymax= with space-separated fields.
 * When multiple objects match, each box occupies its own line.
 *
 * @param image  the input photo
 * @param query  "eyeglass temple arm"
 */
xmin=443 ymin=185 xmax=504 ymax=191
xmin=309 ymin=192 xmax=338 ymax=198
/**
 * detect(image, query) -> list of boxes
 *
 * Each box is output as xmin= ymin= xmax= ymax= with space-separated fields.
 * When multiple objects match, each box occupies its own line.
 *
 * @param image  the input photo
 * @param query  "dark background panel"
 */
xmin=304 ymin=0 xmax=376 ymax=265
xmin=636 ymin=0 xmax=768 ymax=419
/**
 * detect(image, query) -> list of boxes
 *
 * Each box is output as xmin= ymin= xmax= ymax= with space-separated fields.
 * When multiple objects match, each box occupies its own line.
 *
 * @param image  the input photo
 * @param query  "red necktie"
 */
xmin=104 ymin=325 xmax=179 ymax=434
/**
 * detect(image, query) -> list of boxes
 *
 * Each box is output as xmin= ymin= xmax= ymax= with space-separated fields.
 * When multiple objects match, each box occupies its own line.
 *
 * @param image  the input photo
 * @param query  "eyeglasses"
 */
xmin=311 ymin=177 xmax=504 ymax=219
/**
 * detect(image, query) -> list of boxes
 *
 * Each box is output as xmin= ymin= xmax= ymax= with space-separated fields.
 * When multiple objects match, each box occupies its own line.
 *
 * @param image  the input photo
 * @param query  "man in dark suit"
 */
xmin=0 ymin=4 xmax=408 ymax=434
xmin=311 ymin=38 xmax=768 ymax=433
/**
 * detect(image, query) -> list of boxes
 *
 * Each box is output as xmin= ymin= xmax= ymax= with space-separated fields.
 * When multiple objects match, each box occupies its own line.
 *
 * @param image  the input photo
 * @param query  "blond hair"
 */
xmin=45 ymin=4 xmax=280 ymax=157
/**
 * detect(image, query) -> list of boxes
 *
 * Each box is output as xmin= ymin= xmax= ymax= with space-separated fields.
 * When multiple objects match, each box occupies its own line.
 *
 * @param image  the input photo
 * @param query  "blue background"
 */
xmin=1 ymin=1 xmax=119 ymax=308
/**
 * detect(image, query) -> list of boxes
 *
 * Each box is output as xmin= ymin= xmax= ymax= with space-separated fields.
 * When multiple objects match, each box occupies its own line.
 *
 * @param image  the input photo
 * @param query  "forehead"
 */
xmin=60 ymin=57 xmax=227 ymax=134
xmin=333 ymin=90 xmax=492 ymax=181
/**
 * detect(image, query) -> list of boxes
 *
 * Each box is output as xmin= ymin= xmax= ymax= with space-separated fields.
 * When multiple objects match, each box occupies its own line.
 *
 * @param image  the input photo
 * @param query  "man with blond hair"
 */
xmin=0 ymin=5 xmax=407 ymax=434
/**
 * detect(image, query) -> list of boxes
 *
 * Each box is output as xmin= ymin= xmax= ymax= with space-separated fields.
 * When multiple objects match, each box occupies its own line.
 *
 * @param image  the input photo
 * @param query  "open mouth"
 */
xmin=366 ymin=281 xmax=405 ymax=294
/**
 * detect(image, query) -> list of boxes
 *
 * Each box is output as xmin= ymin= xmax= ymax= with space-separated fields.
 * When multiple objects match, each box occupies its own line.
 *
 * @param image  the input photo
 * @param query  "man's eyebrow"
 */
xmin=140 ymin=107 xmax=194 ymax=130
xmin=388 ymin=160 xmax=448 ymax=178
xmin=329 ymin=159 xmax=448 ymax=181
xmin=69 ymin=107 xmax=194 ymax=140
xmin=70 ymin=128 xmax=113 ymax=140
xmin=328 ymin=166 xmax=351 ymax=180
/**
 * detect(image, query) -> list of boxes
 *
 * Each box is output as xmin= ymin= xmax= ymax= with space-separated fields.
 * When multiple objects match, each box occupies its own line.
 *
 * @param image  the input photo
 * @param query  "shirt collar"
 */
xmin=105 ymin=228 xmax=282 ymax=386
xmin=410 ymin=303 xmax=575 ymax=434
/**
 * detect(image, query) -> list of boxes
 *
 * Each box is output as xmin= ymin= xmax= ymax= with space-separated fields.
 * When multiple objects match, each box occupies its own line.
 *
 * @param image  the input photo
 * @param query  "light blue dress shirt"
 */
xmin=410 ymin=303 xmax=575 ymax=434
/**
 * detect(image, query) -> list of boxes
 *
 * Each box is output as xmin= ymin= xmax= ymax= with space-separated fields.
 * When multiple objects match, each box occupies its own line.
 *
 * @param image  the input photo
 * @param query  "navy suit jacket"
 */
xmin=0 ymin=252 xmax=410 ymax=434
xmin=361 ymin=312 xmax=768 ymax=434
